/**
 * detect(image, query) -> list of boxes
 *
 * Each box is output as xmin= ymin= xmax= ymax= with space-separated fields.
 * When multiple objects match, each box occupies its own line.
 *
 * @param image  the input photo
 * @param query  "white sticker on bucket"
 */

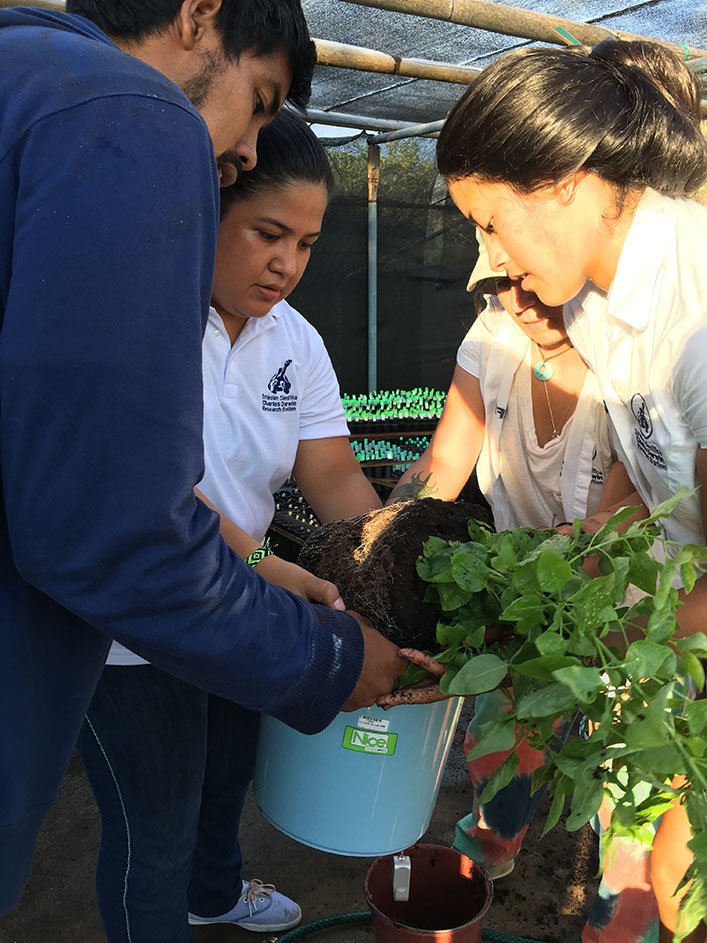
xmin=357 ymin=715 xmax=390 ymax=732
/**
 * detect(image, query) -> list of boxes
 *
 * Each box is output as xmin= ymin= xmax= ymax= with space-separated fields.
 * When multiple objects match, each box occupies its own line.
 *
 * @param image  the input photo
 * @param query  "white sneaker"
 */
xmin=188 ymin=879 xmax=302 ymax=932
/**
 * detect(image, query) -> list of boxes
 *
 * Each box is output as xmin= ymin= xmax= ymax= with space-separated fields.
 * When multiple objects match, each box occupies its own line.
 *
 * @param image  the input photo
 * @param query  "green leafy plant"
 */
xmin=413 ymin=490 xmax=707 ymax=941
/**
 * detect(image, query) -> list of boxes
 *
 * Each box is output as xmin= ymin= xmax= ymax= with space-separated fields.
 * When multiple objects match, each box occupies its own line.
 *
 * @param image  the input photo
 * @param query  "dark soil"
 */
xmin=298 ymin=498 xmax=492 ymax=650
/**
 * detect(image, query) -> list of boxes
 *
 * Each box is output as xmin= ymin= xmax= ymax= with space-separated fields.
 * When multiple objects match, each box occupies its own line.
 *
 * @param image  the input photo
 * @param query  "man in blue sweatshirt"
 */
xmin=0 ymin=0 xmax=405 ymax=913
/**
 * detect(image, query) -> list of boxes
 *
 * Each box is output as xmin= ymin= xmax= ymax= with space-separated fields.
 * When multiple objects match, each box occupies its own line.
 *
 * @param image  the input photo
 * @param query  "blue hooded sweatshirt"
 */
xmin=0 ymin=8 xmax=363 ymax=911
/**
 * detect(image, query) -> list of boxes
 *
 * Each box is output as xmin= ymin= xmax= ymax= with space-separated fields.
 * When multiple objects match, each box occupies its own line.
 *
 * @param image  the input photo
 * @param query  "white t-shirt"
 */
xmin=457 ymin=302 xmax=614 ymax=531
xmin=109 ymin=300 xmax=349 ymax=666
xmin=565 ymin=190 xmax=707 ymax=547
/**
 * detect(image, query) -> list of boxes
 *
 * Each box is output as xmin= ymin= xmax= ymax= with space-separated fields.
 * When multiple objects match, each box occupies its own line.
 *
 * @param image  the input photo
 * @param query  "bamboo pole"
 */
xmin=314 ymin=39 xmax=480 ymax=84
xmin=306 ymin=108 xmax=418 ymax=132
xmin=339 ymin=0 xmax=707 ymax=60
xmin=368 ymin=119 xmax=444 ymax=143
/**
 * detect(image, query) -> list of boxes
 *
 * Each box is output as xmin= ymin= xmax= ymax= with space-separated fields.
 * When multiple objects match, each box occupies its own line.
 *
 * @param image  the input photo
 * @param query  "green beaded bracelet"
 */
xmin=245 ymin=540 xmax=273 ymax=568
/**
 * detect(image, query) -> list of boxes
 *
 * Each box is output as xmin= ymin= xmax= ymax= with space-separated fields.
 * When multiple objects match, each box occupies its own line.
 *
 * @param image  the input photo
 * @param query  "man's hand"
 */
xmin=376 ymin=648 xmax=451 ymax=709
xmin=342 ymin=613 xmax=407 ymax=710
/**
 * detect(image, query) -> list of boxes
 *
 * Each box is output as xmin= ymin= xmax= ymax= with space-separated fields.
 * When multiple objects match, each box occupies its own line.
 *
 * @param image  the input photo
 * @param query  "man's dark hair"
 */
xmin=66 ymin=0 xmax=315 ymax=108
xmin=219 ymin=109 xmax=333 ymax=218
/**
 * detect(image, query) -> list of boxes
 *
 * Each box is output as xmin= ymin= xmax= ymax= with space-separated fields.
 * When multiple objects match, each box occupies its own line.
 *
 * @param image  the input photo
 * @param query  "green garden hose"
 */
xmin=275 ymin=911 xmax=548 ymax=943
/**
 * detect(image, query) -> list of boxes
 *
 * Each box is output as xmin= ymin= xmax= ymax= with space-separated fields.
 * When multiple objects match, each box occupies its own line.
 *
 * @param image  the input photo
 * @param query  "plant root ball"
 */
xmin=298 ymin=498 xmax=492 ymax=650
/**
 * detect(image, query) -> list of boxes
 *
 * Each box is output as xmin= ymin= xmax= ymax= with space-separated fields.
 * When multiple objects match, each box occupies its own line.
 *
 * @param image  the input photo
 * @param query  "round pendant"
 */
xmin=533 ymin=359 xmax=554 ymax=381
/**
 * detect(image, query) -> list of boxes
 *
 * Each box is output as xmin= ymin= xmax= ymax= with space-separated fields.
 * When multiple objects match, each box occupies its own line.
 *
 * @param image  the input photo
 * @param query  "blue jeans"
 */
xmin=76 ymin=664 xmax=259 ymax=943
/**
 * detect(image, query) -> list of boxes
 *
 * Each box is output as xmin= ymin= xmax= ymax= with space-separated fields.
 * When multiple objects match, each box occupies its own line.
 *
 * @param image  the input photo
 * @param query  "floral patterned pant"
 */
xmin=453 ymin=691 xmax=659 ymax=943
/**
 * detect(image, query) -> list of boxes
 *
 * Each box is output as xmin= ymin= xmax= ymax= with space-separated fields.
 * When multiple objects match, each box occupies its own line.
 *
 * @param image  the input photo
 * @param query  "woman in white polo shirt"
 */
xmin=77 ymin=111 xmax=382 ymax=943
xmin=436 ymin=36 xmax=706 ymax=943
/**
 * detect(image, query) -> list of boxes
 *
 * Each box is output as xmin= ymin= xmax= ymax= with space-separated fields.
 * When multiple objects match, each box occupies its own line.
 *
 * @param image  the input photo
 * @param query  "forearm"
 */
xmin=387 ymin=449 xmax=469 ymax=504
xmin=294 ymin=438 xmax=381 ymax=523
xmin=308 ymin=471 xmax=381 ymax=523
xmin=194 ymin=488 xmax=261 ymax=558
xmin=598 ymin=460 xmax=637 ymax=512
xmin=387 ymin=367 xmax=485 ymax=504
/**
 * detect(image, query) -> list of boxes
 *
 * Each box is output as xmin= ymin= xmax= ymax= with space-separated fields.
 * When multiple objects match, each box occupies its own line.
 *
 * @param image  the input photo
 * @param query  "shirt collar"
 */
xmin=605 ymin=189 xmax=672 ymax=331
xmin=207 ymin=303 xmax=283 ymax=343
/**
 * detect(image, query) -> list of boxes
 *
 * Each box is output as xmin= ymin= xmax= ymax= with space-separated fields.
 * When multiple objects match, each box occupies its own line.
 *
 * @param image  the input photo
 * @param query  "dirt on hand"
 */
xmin=298 ymin=498 xmax=492 ymax=650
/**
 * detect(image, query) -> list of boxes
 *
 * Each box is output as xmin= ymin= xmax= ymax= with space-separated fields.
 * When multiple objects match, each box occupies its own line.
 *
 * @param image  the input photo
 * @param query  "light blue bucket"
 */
xmin=253 ymin=698 xmax=463 ymax=857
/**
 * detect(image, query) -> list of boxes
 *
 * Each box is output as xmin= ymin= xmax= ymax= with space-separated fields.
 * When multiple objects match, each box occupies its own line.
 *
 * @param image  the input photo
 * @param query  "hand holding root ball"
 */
xmin=377 ymin=649 xmax=449 ymax=708
xmin=376 ymin=624 xmax=513 ymax=708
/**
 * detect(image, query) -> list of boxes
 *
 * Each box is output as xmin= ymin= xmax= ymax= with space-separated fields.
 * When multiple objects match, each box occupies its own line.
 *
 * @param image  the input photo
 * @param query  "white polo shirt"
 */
xmin=109 ymin=300 xmax=349 ymax=666
xmin=565 ymin=189 xmax=707 ymax=547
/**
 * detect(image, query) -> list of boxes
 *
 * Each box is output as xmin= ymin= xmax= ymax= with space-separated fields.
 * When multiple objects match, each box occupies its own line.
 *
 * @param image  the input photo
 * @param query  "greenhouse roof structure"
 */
xmin=304 ymin=0 xmax=707 ymax=129
xmin=6 ymin=0 xmax=707 ymax=131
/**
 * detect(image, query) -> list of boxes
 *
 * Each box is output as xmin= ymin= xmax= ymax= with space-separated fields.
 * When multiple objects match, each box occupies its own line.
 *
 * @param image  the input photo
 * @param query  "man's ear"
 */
xmin=175 ymin=0 xmax=223 ymax=51
xmin=557 ymin=169 xmax=588 ymax=205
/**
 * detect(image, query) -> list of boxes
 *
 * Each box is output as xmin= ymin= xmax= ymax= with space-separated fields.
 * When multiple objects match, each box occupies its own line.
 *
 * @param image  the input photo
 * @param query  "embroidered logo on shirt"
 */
xmin=630 ymin=393 xmax=653 ymax=438
xmin=263 ymin=359 xmax=297 ymax=413
xmin=496 ymin=406 xmax=507 ymax=419
xmin=630 ymin=393 xmax=666 ymax=470
xmin=268 ymin=360 xmax=292 ymax=394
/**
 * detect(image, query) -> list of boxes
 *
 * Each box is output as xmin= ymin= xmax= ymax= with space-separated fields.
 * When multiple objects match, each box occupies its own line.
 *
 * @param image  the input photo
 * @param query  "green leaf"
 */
xmin=624 ymin=715 xmax=671 ymax=749
xmin=646 ymin=605 xmax=677 ymax=644
xmin=624 ymin=639 xmax=674 ymax=680
xmin=421 ymin=535 xmax=452 ymax=557
xmin=552 ymin=665 xmax=604 ymax=703
xmin=675 ymin=633 xmax=707 ymax=658
xmin=536 ymin=550 xmax=574 ymax=593
xmin=566 ymin=777 xmax=604 ymax=831
xmin=448 ymin=653 xmax=509 ymax=696
xmin=627 ymin=551 xmax=659 ymax=595
xmin=629 ymin=743 xmax=686 ymax=778
xmin=654 ymin=558 xmax=678 ymax=609
xmin=643 ymin=487 xmax=694 ymax=526
xmin=435 ymin=622 xmax=469 ymax=647
xmin=437 ymin=582 xmax=473 ymax=612
xmin=681 ymin=562 xmax=697 ymax=594
xmin=477 ymin=752 xmax=520 ymax=805
xmin=490 ymin=532 xmax=517 ymax=573
xmin=541 ymin=783 xmax=567 ymax=837
xmin=683 ymin=653 xmax=706 ymax=693
xmin=516 ymin=683 xmax=578 ymax=720
xmin=593 ymin=504 xmax=643 ymax=539
xmin=439 ymin=669 xmax=458 ymax=695
xmin=499 ymin=593 xmax=545 ymax=624
xmin=416 ymin=541 xmax=453 ymax=583
xmin=397 ymin=663 xmax=429 ymax=688
xmin=513 ymin=655 xmax=580 ymax=682
xmin=467 ymin=518 xmax=493 ymax=542
xmin=535 ymin=630 xmax=568 ymax=656
xmin=686 ymin=700 xmax=707 ymax=736
xmin=509 ymin=561 xmax=541 ymax=596
xmin=465 ymin=721 xmax=517 ymax=761
xmin=568 ymin=576 xmax=618 ymax=630
xmin=450 ymin=546 xmax=489 ymax=592
xmin=686 ymin=737 xmax=707 ymax=757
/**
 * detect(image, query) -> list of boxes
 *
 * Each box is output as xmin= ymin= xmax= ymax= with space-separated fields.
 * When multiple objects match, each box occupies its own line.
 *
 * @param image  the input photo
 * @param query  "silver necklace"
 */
xmin=532 ymin=342 xmax=573 ymax=381
xmin=541 ymin=379 xmax=577 ymax=439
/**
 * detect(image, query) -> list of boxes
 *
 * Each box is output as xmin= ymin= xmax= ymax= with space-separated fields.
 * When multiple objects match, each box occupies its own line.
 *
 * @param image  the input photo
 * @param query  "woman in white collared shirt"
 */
xmin=436 ymin=35 xmax=706 ymax=943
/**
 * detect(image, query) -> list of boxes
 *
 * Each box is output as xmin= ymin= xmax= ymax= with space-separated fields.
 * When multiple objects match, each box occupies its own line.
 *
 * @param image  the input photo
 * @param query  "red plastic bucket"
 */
xmin=364 ymin=844 xmax=493 ymax=943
